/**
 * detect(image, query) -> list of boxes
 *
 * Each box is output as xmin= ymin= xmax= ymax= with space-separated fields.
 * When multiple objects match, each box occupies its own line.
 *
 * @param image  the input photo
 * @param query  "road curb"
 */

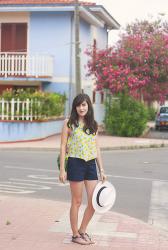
xmin=100 ymin=143 xmax=168 ymax=151
xmin=0 ymin=143 xmax=168 ymax=151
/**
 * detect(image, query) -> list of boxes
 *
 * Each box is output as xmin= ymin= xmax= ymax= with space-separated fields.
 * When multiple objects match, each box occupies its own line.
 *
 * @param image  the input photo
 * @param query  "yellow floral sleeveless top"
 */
xmin=67 ymin=122 xmax=97 ymax=162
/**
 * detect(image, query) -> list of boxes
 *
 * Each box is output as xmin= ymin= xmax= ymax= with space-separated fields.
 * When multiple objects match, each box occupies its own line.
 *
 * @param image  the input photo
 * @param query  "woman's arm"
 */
xmin=59 ymin=119 xmax=69 ymax=183
xmin=96 ymin=132 xmax=107 ymax=182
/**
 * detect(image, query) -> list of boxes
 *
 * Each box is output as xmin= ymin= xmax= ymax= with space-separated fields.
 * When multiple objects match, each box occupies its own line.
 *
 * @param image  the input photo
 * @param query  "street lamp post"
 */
xmin=74 ymin=0 xmax=81 ymax=95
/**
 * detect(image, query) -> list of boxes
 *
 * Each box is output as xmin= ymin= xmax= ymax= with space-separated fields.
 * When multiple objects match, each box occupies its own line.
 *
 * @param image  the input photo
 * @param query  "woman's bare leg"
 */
xmin=69 ymin=181 xmax=84 ymax=236
xmin=79 ymin=180 xmax=98 ymax=233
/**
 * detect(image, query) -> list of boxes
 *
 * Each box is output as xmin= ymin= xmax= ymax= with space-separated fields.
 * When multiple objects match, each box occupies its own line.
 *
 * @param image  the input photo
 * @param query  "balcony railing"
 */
xmin=0 ymin=52 xmax=54 ymax=78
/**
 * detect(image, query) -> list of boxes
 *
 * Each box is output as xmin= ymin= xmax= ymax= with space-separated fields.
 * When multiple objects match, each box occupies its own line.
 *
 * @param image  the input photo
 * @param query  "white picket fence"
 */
xmin=0 ymin=98 xmax=41 ymax=121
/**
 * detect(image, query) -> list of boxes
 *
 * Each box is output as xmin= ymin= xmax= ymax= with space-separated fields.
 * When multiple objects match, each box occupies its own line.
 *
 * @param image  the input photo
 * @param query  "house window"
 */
xmin=92 ymin=90 xmax=104 ymax=104
xmin=92 ymin=39 xmax=97 ymax=71
xmin=93 ymin=90 xmax=96 ymax=104
xmin=101 ymin=92 xmax=104 ymax=104
xmin=1 ymin=23 xmax=27 ymax=52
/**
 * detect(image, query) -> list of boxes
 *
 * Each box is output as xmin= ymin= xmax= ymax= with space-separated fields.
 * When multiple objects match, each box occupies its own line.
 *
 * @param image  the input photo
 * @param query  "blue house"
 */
xmin=0 ymin=0 xmax=120 ymax=141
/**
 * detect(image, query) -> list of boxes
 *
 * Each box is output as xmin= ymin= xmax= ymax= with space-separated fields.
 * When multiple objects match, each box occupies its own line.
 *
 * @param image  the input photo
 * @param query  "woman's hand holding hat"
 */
xmin=99 ymin=169 xmax=107 ymax=183
xmin=100 ymin=171 xmax=107 ymax=183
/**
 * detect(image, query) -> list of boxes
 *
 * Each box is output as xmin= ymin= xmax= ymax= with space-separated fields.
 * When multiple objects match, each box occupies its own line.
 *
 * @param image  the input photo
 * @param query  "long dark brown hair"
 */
xmin=67 ymin=93 xmax=98 ymax=135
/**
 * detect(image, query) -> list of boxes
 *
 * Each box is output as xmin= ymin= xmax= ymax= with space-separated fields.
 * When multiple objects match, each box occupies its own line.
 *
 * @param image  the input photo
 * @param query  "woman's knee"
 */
xmin=72 ymin=198 xmax=82 ymax=207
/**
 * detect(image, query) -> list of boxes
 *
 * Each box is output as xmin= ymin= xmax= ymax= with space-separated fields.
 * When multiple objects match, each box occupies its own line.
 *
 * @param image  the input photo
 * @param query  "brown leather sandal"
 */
xmin=72 ymin=235 xmax=90 ymax=245
xmin=79 ymin=232 xmax=95 ymax=244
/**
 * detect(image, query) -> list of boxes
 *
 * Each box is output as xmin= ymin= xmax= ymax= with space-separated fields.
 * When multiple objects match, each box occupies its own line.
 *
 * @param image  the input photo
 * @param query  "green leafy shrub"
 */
xmin=147 ymin=106 xmax=156 ymax=121
xmin=104 ymin=93 xmax=148 ymax=137
xmin=0 ymin=88 xmax=66 ymax=120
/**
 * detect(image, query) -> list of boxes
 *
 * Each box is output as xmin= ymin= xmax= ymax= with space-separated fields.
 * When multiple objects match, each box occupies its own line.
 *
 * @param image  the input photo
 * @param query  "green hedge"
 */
xmin=0 ymin=88 xmax=66 ymax=120
xmin=104 ymin=93 xmax=148 ymax=137
xmin=147 ymin=106 xmax=156 ymax=121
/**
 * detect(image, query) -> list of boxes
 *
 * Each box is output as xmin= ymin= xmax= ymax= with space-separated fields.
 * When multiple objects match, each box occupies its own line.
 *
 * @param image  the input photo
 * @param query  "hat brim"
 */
xmin=92 ymin=181 xmax=116 ymax=214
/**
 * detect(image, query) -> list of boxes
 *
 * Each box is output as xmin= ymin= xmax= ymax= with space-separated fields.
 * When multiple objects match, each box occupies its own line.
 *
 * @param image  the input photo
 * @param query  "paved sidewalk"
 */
xmin=1 ymin=195 xmax=168 ymax=250
xmin=0 ymin=133 xmax=168 ymax=151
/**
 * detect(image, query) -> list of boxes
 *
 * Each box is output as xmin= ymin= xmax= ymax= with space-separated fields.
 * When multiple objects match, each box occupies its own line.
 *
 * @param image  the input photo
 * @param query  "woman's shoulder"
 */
xmin=63 ymin=118 xmax=73 ymax=132
xmin=61 ymin=118 xmax=72 ymax=136
xmin=64 ymin=118 xmax=69 ymax=125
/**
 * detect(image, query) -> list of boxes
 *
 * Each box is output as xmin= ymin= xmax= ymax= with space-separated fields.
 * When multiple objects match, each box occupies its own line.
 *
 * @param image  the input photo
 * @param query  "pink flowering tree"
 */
xmin=87 ymin=18 xmax=168 ymax=104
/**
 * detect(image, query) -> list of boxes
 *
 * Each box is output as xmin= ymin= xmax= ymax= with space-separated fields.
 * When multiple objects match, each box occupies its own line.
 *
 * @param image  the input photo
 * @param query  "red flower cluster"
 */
xmin=87 ymin=22 xmax=168 ymax=104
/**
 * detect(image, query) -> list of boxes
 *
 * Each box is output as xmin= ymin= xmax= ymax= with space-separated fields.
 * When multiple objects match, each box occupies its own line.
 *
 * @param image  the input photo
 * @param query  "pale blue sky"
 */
xmin=93 ymin=0 xmax=168 ymax=44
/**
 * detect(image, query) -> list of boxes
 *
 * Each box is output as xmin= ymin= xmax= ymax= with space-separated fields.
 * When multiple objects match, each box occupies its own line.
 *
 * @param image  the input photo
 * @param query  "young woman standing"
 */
xmin=59 ymin=93 xmax=106 ymax=245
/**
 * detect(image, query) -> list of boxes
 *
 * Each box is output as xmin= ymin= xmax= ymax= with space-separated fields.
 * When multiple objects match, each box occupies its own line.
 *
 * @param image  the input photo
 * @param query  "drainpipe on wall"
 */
xmin=74 ymin=0 xmax=82 ymax=95
xmin=68 ymin=14 xmax=74 ymax=114
xmin=107 ymin=27 xmax=110 ymax=48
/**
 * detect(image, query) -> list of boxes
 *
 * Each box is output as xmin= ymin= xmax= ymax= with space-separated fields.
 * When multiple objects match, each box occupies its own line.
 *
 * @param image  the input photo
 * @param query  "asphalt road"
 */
xmin=146 ymin=127 xmax=168 ymax=139
xmin=0 ymin=148 xmax=168 ymax=232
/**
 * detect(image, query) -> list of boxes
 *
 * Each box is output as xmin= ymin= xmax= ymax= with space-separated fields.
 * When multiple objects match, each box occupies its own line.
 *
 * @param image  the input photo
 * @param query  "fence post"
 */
xmin=16 ymin=98 xmax=20 ymax=120
xmin=34 ymin=99 xmax=37 ymax=120
xmin=22 ymin=100 xmax=25 ymax=120
xmin=1 ymin=98 xmax=4 ymax=120
xmin=6 ymin=100 xmax=9 ymax=120
xmin=11 ymin=98 xmax=15 ymax=120
xmin=4 ymin=53 xmax=8 ymax=78
xmin=38 ymin=100 xmax=41 ymax=119
xmin=26 ymin=98 xmax=30 ymax=120
xmin=30 ymin=99 xmax=33 ymax=121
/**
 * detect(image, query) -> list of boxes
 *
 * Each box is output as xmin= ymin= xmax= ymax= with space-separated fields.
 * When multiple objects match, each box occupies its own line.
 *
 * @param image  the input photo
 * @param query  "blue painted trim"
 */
xmin=0 ymin=6 xmax=74 ymax=12
xmin=0 ymin=77 xmax=50 ymax=81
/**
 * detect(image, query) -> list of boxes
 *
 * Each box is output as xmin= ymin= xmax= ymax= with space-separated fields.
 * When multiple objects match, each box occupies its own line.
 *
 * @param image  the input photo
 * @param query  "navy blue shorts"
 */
xmin=67 ymin=157 xmax=98 ymax=181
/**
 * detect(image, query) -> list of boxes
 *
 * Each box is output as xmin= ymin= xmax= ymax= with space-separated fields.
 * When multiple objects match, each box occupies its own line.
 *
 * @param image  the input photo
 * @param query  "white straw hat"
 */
xmin=92 ymin=181 xmax=116 ymax=213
